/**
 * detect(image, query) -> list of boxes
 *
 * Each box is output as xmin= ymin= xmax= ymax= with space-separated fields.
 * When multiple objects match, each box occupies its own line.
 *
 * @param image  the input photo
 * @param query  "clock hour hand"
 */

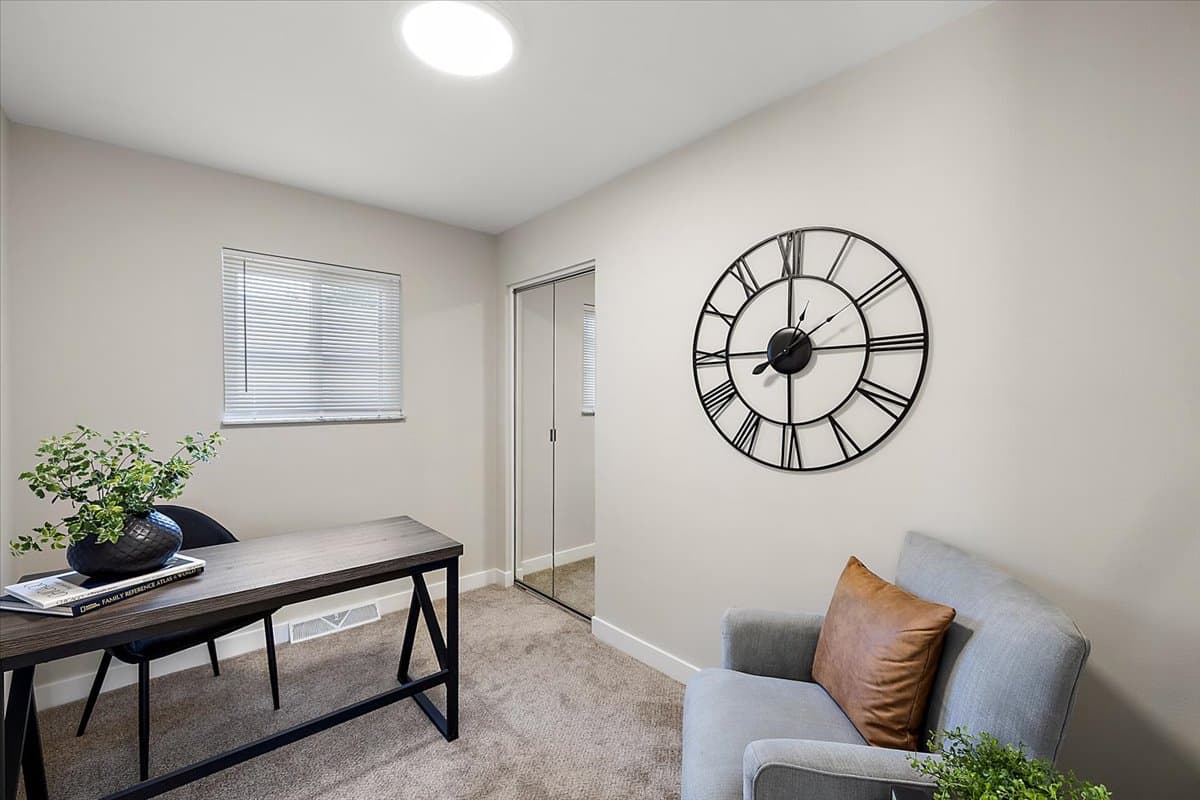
xmin=780 ymin=301 xmax=811 ymax=349
xmin=772 ymin=299 xmax=812 ymax=357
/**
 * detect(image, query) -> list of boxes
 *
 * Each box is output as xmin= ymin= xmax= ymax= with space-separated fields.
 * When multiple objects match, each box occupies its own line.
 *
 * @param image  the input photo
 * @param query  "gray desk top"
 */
xmin=0 ymin=516 xmax=461 ymax=670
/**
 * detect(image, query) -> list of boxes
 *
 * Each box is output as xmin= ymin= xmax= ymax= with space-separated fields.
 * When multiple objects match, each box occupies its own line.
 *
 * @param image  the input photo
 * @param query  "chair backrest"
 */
xmin=894 ymin=532 xmax=1089 ymax=762
xmin=154 ymin=505 xmax=239 ymax=549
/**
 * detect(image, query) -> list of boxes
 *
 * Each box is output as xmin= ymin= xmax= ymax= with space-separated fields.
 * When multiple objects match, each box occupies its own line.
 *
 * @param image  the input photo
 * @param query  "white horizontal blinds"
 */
xmin=222 ymin=249 xmax=403 ymax=424
xmin=582 ymin=304 xmax=596 ymax=415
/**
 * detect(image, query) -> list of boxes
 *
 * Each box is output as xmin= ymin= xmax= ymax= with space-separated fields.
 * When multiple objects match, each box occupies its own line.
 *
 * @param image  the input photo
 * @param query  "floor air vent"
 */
xmin=289 ymin=602 xmax=381 ymax=644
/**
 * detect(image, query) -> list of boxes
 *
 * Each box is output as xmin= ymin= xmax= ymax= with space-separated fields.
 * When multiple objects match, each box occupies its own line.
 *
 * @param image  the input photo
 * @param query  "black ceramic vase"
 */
xmin=66 ymin=509 xmax=183 ymax=580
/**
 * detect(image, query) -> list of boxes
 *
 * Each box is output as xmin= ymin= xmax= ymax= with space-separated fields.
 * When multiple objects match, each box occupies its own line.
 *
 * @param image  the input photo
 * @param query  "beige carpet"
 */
xmin=22 ymin=586 xmax=682 ymax=799
xmin=522 ymin=557 xmax=594 ymax=617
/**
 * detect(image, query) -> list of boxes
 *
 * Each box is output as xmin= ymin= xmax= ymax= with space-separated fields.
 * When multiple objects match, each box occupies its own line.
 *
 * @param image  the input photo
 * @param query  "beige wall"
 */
xmin=4 ymin=124 xmax=501 ymax=684
xmin=499 ymin=2 xmax=1199 ymax=796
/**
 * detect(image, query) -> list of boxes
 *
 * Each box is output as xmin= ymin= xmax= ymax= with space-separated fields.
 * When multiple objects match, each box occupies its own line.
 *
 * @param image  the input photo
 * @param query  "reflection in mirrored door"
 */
xmin=516 ymin=282 xmax=555 ymax=600
xmin=550 ymin=272 xmax=595 ymax=616
xmin=514 ymin=269 xmax=595 ymax=618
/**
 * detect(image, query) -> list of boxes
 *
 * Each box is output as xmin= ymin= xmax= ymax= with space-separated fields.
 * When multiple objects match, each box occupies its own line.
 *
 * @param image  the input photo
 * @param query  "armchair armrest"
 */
xmin=744 ymin=739 xmax=937 ymax=800
xmin=721 ymin=608 xmax=824 ymax=681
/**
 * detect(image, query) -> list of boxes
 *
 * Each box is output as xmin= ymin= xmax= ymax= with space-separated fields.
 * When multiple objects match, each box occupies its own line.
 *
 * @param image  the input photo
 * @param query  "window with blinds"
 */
xmin=221 ymin=248 xmax=403 ymax=424
xmin=582 ymin=304 xmax=596 ymax=415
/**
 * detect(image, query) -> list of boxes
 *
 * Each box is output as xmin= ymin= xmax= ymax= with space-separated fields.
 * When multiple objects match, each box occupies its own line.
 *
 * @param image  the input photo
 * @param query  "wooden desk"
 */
xmin=1 ymin=516 xmax=463 ymax=800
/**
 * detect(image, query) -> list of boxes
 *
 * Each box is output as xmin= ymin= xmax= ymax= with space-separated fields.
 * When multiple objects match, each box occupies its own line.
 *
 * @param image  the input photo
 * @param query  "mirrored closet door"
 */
xmin=515 ymin=270 xmax=595 ymax=618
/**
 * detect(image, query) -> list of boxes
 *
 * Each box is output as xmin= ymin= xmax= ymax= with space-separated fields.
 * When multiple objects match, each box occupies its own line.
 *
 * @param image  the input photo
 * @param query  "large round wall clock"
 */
xmin=692 ymin=227 xmax=928 ymax=471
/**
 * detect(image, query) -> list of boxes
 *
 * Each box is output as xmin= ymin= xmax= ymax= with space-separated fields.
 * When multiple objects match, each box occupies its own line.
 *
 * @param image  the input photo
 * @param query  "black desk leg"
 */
xmin=446 ymin=557 xmax=458 ymax=741
xmin=396 ymin=586 xmax=422 ymax=682
xmin=3 ymin=666 xmax=48 ymax=800
xmin=394 ymin=560 xmax=459 ymax=743
xmin=22 ymin=692 xmax=48 ymax=800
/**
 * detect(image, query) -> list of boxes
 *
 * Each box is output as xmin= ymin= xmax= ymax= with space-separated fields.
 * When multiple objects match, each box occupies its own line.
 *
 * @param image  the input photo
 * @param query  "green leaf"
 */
xmin=908 ymin=729 xmax=1109 ymax=800
xmin=14 ymin=426 xmax=223 ymax=557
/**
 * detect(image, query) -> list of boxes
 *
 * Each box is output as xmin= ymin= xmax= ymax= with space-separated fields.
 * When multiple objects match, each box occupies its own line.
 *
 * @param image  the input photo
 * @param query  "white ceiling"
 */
xmin=0 ymin=1 xmax=986 ymax=233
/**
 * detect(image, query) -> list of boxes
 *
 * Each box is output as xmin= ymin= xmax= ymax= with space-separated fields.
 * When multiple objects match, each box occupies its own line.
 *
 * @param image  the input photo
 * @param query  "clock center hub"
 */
xmin=767 ymin=327 xmax=813 ymax=375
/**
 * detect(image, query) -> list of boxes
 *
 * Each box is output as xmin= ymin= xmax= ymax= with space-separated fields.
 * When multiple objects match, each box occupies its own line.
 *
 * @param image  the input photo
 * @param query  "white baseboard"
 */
xmin=591 ymin=616 xmax=699 ymax=685
xmin=371 ymin=566 xmax=502 ymax=616
xmin=516 ymin=542 xmax=594 ymax=577
xmin=33 ymin=567 xmax=507 ymax=710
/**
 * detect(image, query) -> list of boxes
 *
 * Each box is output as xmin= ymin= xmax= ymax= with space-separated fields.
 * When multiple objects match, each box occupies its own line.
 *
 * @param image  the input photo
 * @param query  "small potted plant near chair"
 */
xmin=909 ymin=728 xmax=1112 ymax=800
xmin=11 ymin=426 xmax=224 ymax=579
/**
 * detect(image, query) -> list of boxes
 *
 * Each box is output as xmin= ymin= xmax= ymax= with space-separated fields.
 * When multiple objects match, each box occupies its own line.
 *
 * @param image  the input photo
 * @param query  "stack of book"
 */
xmin=0 ymin=555 xmax=206 ymax=618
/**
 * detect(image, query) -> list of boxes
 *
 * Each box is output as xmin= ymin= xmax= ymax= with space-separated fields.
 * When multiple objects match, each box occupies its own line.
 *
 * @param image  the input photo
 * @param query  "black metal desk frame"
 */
xmin=2 ymin=557 xmax=459 ymax=800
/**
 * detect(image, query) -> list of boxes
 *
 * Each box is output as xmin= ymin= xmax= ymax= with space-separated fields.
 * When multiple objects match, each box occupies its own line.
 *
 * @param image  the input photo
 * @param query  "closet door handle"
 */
xmin=549 ymin=428 xmax=557 ymax=443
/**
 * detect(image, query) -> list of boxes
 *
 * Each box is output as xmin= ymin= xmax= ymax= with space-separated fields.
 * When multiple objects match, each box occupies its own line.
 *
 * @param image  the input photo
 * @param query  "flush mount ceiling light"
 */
xmin=400 ymin=1 xmax=515 ymax=77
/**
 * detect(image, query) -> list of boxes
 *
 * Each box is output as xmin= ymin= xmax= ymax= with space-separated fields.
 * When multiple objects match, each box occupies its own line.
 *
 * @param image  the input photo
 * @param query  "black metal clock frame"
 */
xmin=691 ymin=226 xmax=929 ymax=472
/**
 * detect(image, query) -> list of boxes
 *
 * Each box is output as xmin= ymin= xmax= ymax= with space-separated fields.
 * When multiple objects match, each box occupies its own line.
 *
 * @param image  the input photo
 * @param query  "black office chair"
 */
xmin=76 ymin=505 xmax=282 ymax=781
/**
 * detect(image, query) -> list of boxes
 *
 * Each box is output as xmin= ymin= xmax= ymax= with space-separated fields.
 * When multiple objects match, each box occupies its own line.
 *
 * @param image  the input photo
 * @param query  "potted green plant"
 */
xmin=11 ymin=426 xmax=224 ymax=579
xmin=909 ymin=728 xmax=1111 ymax=800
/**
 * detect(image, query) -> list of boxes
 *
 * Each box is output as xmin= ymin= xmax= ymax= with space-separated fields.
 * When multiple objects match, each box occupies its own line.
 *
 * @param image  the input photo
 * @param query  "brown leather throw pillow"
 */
xmin=812 ymin=556 xmax=956 ymax=750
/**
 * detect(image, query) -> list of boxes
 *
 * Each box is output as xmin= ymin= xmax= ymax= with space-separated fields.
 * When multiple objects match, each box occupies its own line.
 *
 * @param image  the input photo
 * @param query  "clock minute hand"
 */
xmin=752 ymin=301 xmax=854 ymax=374
xmin=803 ymin=300 xmax=855 ymax=340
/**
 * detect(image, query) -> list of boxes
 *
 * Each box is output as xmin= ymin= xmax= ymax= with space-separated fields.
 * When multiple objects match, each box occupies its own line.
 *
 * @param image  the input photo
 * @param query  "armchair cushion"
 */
xmin=682 ymin=668 xmax=864 ymax=800
xmin=721 ymin=608 xmax=825 ymax=682
xmin=744 ymin=739 xmax=936 ymax=800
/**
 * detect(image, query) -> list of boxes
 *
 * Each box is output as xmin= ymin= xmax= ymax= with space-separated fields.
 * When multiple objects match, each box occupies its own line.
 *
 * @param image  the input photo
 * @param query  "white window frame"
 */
xmin=221 ymin=248 xmax=404 ymax=425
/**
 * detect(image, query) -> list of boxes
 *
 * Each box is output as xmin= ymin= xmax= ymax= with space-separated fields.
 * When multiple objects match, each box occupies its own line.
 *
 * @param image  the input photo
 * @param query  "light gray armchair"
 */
xmin=681 ymin=533 xmax=1091 ymax=800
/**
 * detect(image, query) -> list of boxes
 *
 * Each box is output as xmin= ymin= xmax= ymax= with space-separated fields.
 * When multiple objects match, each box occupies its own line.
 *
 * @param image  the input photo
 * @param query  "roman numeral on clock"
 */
xmin=693 ymin=349 xmax=728 ymax=367
xmin=857 ymin=379 xmax=911 ymax=420
xmin=732 ymin=411 xmax=761 ymax=454
xmin=825 ymin=234 xmax=854 ymax=281
xmin=727 ymin=259 xmax=760 ymax=299
xmin=777 ymin=231 xmax=803 ymax=278
xmin=828 ymin=416 xmax=861 ymax=460
xmin=813 ymin=332 xmax=927 ymax=353
xmin=781 ymin=424 xmax=803 ymax=469
xmin=704 ymin=301 xmax=735 ymax=327
xmin=700 ymin=380 xmax=737 ymax=418
xmin=868 ymin=332 xmax=926 ymax=353
xmin=856 ymin=268 xmax=903 ymax=308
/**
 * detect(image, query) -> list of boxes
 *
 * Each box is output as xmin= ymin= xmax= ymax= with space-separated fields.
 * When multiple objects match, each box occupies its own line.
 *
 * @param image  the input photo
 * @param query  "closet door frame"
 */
xmin=508 ymin=261 xmax=595 ymax=621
